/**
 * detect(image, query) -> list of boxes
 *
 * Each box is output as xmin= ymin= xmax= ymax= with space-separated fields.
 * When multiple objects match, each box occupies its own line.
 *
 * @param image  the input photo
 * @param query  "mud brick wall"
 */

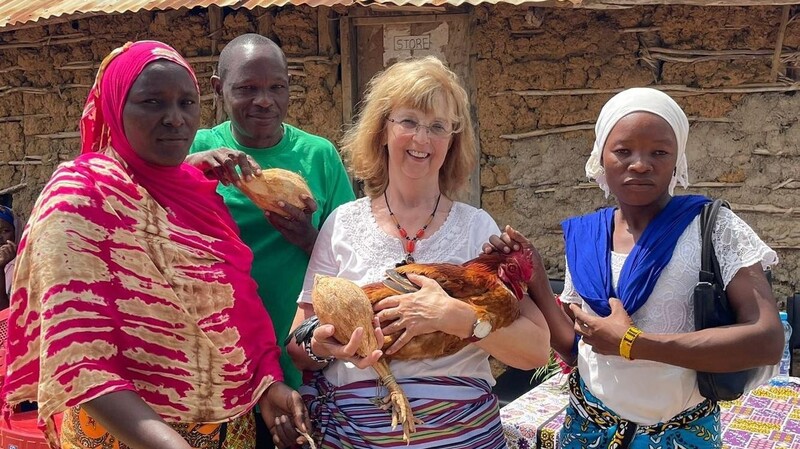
xmin=473 ymin=4 xmax=800 ymax=301
xmin=0 ymin=5 xmax=341 ymax=217
xmin=0 ymin=4 xmax=798 ymax=302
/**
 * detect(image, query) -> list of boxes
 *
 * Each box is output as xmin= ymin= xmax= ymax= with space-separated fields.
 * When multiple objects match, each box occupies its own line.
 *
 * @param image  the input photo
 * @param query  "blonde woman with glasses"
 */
xmin=287 ymin=56 xmax=550 ymax=448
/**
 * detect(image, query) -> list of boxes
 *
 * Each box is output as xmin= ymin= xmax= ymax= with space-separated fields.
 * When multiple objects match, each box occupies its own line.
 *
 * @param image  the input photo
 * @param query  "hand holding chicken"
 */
xmin=296 ymin=248 xmax=535 ymax=442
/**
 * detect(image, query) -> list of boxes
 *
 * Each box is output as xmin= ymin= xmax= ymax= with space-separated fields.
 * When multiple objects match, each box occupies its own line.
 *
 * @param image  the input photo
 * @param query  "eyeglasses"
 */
xmin=387 ymin=118 xmax=454 ymax=139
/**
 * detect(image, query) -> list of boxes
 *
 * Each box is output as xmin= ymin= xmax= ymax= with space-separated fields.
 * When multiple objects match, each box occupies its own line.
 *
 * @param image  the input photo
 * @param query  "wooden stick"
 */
xmin=253 ymin=6 xmax=272 ymax=37
xmin=772 ymin=178 xmax=796 ymax=190
xmin=208 ymin=4 xmax=223 ymax=56
xmin=57 ymin=55 xmax=333 ymax=71
xmin=691 ymin=182 xmax=744 ymax=188
xmin=501 ymin=124 xmax=594 ymax=140
xmin=184 ymin=55 xmax=333 ymax=64
xmin=729 ymin=203 xmax=799 ymax=215
xmin=0 ymin=114 xmax=48 ymax=123
xmin=648 ymin=47 xmax=774 ymax=56
xmin=646 ymin=52 xmax=796 ymax=64
xmin=484 ymin=181 xmax=558 ymax=192
xmin=494 ymin=83 xmax=800 ymax=98
xmin=752 ymin=148 xmax=788 ymax=156
xmin=689 ymin=117 xmax=734 ymax=123
xmin=771 ymin=5 xmax=792 ymax=82
xmin=33 ymin=131 xmax=80 ymax=139
xmin=0 ymin=35 xmax=91 ymax=50
xmin=57 ymin=62 xmax=96 ymax=70
xmin=367 ymin=4 xmax=446 ymax=12
xmin=0 ymin=183 xmax=26 ymax=195
xmin=620 ymin=27 xmax=661 ymax=33
xmin=340 ymin=15 xmax=355 ymax=126
xmin=501 ymin=116 xmax=732 ymax=140
xmin=6 ymin=160 xmax=42 ymax=165
xmin=0 ymin=66 xmax=22 ymax=73
xmin=318 ymin=7 xmax=338 ymax=57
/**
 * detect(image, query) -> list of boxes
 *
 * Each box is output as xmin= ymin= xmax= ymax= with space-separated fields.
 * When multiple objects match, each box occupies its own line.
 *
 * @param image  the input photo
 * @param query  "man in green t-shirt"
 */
xmin=186 ymin=34 xmax=354 ymax=448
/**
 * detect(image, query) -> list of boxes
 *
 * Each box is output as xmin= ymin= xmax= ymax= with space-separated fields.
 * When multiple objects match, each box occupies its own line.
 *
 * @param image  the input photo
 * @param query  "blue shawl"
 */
xmin=562 ymin=195 xmax=709 ymax=317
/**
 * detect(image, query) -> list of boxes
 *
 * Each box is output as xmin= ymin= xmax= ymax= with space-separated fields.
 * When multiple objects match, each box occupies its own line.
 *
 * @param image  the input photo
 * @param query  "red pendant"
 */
xmin=416 ymin=229 xmax=425 ymax=239
xmin=406 ymin=240 xmax=416 ymax=253
xmin=399 ymin=228 xmax=408 ymax=238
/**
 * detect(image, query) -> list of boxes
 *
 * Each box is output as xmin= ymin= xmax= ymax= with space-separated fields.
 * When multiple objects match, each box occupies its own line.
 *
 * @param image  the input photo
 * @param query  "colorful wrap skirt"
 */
xmin=300 ymin=373 xmax=507 ymax=449
xmin=559 ymin=371 xmax=721 ymax=449
xmin=59 ymin=406 xmax=256 ymax=449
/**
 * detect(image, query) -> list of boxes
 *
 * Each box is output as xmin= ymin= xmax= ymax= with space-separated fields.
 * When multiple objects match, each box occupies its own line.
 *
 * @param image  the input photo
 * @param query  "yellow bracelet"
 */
xmin=619 ymin=326 xmax=643 ymax=360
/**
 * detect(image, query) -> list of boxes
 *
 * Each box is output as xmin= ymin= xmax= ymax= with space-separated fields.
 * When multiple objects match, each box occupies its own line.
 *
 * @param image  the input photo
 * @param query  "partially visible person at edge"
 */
xmin=186 ymin=33 xmax=354 ymax=395
xmin=286 ymin=56 xmax=551 ymax=449
xmin=0 ymin=205 xmax=21 ymax=309
xmin=1 ymin=40 xmax=310 ymax=449
xmin=486 ymin=87 xmax=783 ymax=449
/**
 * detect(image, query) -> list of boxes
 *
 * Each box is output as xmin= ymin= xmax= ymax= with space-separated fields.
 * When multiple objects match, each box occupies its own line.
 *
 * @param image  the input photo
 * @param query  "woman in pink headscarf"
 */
xmin=1 ymin=41 xmax=310 ymax=449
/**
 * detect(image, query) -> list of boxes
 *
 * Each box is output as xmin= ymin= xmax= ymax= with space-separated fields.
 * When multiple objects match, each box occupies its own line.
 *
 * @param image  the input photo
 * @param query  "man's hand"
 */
xmin=0 ymin=240 xmax=17 ymax=268
xmin=258 ymin=382 xmax=313 ymax=448
xmin=265 ymin=195 xmax=319 ymax=254
xmin=185 ymin=148 xmax=261 ymax=186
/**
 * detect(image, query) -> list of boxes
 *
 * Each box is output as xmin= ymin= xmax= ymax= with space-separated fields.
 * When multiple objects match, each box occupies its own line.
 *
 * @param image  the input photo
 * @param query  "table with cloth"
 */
xmin=501 ymin=374 xmax=800 ymax=449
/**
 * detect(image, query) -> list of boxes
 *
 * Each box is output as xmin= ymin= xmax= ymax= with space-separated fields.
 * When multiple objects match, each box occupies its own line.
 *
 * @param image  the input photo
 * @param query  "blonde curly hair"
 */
xmin=341 ymin=56 xmax=477 ymax=199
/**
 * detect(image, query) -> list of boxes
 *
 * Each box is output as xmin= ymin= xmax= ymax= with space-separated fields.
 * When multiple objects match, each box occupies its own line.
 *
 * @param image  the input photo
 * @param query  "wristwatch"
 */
xmin=467 ymin=317 xmax=492 ymax=342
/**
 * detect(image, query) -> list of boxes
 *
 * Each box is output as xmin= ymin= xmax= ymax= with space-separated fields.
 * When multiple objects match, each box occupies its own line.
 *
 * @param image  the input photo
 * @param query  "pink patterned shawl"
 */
xmin=2 ymin=41 xmax=281 ymax=446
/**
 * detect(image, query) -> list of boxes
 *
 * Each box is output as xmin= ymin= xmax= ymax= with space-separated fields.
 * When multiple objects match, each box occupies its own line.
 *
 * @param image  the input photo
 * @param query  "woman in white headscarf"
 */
xmin=487 ymin=88 xmax=783 ymax=448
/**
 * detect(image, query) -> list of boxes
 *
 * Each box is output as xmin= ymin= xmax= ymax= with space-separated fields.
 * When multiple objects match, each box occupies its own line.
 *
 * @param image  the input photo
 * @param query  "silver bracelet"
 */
xmin=302 ymin=338 xmax=334 ymax=364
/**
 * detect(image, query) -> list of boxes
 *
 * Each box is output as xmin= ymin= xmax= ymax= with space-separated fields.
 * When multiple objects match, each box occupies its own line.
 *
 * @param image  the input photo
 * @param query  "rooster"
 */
xmin=290 ymin=248 xmax=534 ymax=442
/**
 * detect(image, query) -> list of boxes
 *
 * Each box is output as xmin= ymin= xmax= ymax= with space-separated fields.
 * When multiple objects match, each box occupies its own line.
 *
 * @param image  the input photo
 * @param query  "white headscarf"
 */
xmin=585 ymin=87 xmax=690 ymax=198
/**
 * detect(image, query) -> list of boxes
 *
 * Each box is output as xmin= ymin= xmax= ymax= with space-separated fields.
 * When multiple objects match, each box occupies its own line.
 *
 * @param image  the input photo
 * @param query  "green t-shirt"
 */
xmin=190 ymin=122 xmax=355 ymax=388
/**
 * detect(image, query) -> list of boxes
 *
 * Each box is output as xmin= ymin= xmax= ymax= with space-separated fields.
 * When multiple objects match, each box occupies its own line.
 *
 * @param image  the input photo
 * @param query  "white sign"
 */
xmin=393 ymin=35 xmax=431 ymax=51
xmin=383 ymin=23 xmax=449 ymax=66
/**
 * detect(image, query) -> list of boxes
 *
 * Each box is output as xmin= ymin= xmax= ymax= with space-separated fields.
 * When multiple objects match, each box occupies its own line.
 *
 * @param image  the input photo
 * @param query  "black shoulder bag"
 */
xmin=694 ymin=199 xmax=755 ymax=402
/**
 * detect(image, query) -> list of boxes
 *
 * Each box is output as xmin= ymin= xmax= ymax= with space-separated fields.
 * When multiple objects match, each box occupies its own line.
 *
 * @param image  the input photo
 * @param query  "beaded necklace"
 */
xmin=384 ymin=190 xmax=441 ymax=265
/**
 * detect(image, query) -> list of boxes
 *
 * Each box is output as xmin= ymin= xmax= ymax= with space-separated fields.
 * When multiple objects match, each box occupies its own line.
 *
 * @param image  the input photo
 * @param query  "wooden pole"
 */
xmin=208 ymin=4 xmax=225 ymax=124
xmin=318 ymin=7 xmax=338 ymax=57
xmin=771 ymin=5 xmax=792 ymax=82
xmin=0 ymin=183 xmax=27 ymax=195
xmin=339 ymin=15 xmax=355 ymax=127
xmin=254 ymin=6 xmax=273 ymax=37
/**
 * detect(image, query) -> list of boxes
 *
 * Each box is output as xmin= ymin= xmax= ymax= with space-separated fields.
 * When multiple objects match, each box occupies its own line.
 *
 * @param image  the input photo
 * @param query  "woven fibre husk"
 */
xmin=238 ymin=168 xmax=312 ymax=216
xmin=312 ymin=274 xmax=379 ymax=357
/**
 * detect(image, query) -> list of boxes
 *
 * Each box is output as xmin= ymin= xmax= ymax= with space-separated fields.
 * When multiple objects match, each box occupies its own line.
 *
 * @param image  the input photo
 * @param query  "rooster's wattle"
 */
xmin=292 ymin=248 xmax=534 ymax=443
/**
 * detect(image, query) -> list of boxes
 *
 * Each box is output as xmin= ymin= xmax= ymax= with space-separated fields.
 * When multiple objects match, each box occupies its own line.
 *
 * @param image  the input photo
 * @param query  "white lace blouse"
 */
xmin=561 ymin=207 xmax=778 ymax=425
xmin=299 ymin=197 xmax=501 ymax=386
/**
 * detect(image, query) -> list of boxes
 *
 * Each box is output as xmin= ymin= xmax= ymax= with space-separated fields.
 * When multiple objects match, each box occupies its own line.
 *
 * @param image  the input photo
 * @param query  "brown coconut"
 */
xmin=311 ymin=275 xmax=379 ymax=355
xmin=237 ymin=168 xmax=312 ymax=218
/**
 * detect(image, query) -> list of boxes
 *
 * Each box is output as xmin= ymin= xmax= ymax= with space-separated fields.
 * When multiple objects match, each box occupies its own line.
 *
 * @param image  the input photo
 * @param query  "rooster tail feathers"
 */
xmin=285 ymin=315 xmax=320 ymax=346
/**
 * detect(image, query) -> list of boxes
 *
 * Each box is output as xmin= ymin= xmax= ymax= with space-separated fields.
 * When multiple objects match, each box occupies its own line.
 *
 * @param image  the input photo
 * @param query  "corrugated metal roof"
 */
xmin=0 ymin=0 xmax=537 ymax=30
xmin=1 ymin=0 xmax=795 ymax=30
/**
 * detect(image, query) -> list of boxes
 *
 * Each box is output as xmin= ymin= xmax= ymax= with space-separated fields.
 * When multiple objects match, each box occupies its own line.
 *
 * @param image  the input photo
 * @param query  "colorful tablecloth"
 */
xmin=501 ymin=375 xmax=800 ymax=449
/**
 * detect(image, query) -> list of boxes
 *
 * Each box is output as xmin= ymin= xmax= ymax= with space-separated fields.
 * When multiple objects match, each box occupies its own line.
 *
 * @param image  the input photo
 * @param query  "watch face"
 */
xmin=474 ymin=320 xmax=492 ymax=338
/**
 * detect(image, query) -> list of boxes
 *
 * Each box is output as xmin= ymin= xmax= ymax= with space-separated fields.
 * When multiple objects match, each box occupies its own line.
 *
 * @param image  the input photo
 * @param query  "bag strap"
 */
xmin=699 ymin=199 xmax=729 ymax=285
